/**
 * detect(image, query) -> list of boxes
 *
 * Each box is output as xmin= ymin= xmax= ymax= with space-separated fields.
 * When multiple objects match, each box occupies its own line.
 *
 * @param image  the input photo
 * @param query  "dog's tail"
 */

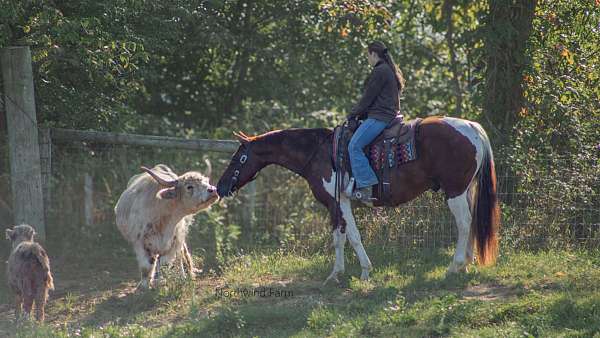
xmin=33 ymin=245 xmax=54 ymax=290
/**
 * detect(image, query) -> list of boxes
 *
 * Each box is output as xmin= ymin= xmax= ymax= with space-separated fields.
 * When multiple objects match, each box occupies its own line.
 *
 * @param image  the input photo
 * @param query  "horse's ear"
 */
xmin=233 ymin=131 xmax=249 ymax=144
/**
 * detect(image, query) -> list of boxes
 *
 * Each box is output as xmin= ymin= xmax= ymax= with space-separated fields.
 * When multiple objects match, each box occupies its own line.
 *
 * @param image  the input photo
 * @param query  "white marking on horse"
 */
xmin=447 ymin=190 xmax=472 ymax=273
xmin=442 ymin=117 xmax=484 ymax=173
xmin=322 ymin=170 xmax=372 ymax=282
xmin=443 ymin=117 xmax=488 ymax=273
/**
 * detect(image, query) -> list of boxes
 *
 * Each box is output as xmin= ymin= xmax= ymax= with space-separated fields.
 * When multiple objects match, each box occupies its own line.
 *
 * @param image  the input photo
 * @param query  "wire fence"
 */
xmin=1 ymin=135 xmax=599 ymax=267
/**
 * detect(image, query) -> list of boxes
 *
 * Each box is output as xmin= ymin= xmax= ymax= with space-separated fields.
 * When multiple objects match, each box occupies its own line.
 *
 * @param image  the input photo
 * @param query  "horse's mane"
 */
xmin=245 ymin=128 xmax=333 ymax=145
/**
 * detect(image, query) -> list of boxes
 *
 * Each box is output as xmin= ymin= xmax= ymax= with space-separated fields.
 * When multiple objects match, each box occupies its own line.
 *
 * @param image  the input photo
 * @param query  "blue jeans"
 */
xmin=349 ymin=118 xmax=389 ymax=188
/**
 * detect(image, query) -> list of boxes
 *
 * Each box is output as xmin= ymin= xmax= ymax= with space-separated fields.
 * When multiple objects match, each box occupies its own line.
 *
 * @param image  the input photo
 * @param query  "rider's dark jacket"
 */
xmin=349 ymin=60 xmax=400 ymax=123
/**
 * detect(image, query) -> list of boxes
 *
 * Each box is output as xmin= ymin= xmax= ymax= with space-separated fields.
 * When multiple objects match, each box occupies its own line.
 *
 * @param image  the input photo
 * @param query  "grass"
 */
xmin=1 ymin=246 xmax=600 ymax=337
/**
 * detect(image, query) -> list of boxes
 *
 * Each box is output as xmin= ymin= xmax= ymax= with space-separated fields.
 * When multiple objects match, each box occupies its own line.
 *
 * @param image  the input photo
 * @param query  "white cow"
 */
xmin=114 ymin=164 xmax=218 ymax=289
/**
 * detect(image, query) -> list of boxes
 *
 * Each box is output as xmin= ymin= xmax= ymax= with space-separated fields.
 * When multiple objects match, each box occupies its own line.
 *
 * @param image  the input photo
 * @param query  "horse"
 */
xmin=216 ymin=116 xmax=501 ymax=284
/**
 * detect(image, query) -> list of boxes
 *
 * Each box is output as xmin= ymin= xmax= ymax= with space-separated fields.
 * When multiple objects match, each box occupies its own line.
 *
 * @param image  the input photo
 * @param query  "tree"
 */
xmin=481 ymin=0 xmax=536 ymax=141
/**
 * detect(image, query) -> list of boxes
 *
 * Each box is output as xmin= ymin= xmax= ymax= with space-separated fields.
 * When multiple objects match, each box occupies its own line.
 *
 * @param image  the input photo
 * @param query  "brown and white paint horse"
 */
xmin=216 ymin=116 xmax=500 ymax=284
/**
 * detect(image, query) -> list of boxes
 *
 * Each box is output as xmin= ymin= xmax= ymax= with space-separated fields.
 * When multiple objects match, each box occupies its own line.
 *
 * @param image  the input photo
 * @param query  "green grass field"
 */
xmin=1 ymin=246 xmax=600 ymax=337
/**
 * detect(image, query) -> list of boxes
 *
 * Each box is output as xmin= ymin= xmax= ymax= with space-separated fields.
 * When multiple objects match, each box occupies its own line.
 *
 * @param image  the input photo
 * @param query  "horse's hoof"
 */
xmin=446 ymin=265 xmax=459 ymax=275
xmin=360 ymin=270 xmax=370 ymax=281
xmin=135 ymin=281 xmax=150 ymax=292
xmin=446 ymin=262 xmax=467 ymax=276
xmin=323 ymin=273 xmax=340 ymax=286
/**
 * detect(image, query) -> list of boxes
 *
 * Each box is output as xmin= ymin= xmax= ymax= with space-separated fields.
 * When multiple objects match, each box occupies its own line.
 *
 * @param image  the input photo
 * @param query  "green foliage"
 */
xmin=480 ymin=0 xmax=536 ymax=136
xmin=500 ymin=0 xmax=600 ymax=248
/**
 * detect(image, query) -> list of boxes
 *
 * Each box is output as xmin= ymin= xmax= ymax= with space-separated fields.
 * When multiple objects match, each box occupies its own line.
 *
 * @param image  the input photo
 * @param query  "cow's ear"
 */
xmin=5 ymin=229 xmax=13 ymax=241
xmin=157 ymin=187 xmax=177 ymax=199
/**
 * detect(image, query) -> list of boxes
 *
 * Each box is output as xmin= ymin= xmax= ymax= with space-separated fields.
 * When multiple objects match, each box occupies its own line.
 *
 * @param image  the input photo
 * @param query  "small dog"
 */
xmin=5 ymin=224 xmax=54 ymax=321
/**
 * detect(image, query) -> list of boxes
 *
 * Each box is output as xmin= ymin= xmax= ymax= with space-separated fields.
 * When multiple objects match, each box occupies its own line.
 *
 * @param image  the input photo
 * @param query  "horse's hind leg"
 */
xmin=447 ymin=190 xmax=472 ymax=274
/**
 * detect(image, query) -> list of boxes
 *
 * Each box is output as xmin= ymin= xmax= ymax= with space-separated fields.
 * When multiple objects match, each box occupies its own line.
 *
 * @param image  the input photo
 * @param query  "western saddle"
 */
xmin=333 ymin=115 xmax=422 ymax=206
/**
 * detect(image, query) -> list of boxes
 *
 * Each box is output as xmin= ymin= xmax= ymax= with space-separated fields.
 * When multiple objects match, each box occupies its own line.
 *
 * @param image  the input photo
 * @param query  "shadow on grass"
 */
xmin=163 ymin=245 xmax=492 ymax=338
xmin=546 ymin=292 xmax=600 ymax=335
xmin=0 ymin=242 xmax=508 ymax=337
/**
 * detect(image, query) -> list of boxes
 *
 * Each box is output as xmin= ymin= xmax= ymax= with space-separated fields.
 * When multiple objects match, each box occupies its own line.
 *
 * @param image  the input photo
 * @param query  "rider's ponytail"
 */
xmin=368 ymin=41 xmax=406 ymax=94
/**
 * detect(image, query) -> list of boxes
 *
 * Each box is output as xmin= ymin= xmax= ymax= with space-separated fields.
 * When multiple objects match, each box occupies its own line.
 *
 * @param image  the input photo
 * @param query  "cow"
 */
xmin=5 ymin=224 xmax=54 ymax=322
xmin=114 ymin=164 xmax=219 ymax=289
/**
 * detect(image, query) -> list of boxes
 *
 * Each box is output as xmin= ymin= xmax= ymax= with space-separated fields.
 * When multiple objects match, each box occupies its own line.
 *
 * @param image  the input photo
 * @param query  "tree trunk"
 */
xmin=483 ymin=0 xmax=537 ymax=142
xmin=443 ymin=0 xmax=463 ymax=116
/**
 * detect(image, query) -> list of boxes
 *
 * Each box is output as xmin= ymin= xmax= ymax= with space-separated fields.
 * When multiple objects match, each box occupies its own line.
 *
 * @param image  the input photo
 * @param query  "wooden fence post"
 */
xmin=84 ymin=173 xmax=94 ymax=226
xmin=39 ymin=128 xmax=52 ymax=223
xmin=1 ymin=46 xmax=46 ymax=240
xmin=242 ymin=180 xmax=256 ymax=242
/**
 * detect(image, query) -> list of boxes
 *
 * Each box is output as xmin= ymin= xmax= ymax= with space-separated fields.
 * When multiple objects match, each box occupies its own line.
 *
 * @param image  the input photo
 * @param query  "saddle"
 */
xmin=333 ymin=115 xmax=422 ymax=206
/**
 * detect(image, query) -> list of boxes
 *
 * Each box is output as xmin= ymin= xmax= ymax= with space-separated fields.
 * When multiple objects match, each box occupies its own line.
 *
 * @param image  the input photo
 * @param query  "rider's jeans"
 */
xmin=349 ymin=118 xmax=389 ymax=189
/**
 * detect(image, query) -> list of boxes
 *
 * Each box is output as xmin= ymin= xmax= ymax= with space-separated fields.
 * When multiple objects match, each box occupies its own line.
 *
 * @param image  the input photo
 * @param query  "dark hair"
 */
xmin=368 ymin=41 xmax=406 ymax=93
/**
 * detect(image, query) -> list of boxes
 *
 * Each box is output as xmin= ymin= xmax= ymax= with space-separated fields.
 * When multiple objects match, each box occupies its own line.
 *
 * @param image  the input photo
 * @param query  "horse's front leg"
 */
xmin=339 ymin=197 xmax=373 ymax=280
xmin=324 ymin=228 xmax=347 ymax=285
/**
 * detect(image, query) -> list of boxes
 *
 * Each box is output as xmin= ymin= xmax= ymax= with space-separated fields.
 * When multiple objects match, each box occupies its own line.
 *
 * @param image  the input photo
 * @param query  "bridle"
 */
xmin=225 ymin=143 xmax=258 ymax=195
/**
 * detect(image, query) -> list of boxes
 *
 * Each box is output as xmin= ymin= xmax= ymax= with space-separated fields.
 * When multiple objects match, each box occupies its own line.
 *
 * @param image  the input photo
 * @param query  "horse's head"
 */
xmin=217 ymin=132 xmax=265 ymax=198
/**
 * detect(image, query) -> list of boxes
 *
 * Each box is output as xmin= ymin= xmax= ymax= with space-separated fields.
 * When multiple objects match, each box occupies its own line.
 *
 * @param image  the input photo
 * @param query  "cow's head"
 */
xmin=141 ymin=164 xmax=219 ymax=213
xmin=5 ymin=224 xmax=36 ymax=249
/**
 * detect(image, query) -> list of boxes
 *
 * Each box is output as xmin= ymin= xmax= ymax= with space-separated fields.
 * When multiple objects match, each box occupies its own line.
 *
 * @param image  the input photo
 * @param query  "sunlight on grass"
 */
xmin=2 ymin=248 xmax=599 ymax=337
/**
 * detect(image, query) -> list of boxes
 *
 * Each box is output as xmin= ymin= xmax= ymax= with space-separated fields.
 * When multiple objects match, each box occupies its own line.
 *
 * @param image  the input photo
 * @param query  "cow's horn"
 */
xmin=141 ymin=166 xmax=178 ymax=187
xmin=204 ymin=158 xmax=212 ymax=178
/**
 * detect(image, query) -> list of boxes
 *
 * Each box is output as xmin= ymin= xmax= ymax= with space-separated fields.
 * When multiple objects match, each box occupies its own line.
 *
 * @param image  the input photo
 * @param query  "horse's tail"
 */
xmin=471 ymin=125 xmax=501 ymax=266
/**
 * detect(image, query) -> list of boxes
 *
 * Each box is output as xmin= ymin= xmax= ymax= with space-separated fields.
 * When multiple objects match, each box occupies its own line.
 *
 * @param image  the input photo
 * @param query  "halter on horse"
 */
xmin=216 ymin=117 xmax=500 ymax=284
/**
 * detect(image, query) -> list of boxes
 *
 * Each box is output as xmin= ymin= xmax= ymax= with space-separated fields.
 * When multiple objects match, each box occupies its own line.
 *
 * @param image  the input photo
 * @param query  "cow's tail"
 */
xmin=471 ymin=124 xmax=501 ymax=266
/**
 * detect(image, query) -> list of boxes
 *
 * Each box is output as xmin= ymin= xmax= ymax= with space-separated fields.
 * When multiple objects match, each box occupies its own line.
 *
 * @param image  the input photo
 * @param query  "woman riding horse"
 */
xmin=347 ymin=41 xmax=406 ymax=203
xmin=216 ymin=42 xmax=500 ymax=284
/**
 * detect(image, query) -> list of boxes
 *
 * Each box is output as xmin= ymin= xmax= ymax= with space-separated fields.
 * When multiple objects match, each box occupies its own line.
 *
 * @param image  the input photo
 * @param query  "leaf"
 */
xmin=559 ymin=47 xmax=574 ymax=64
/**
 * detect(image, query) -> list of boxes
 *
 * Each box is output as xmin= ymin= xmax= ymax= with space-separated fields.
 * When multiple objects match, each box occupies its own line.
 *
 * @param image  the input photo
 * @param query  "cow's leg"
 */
xmin=340 ymin=197 xmax=372 ymax=280
xmin=447 ymin=190 xmax=472 ymax=274
xmin=154 ymin=255 xmax=162 ymax=284
xmin=14 ymin=293 xmax=22 ymax=321
xmin=134 ymin=244 xmax=156 ymax=289
xmin=324 ymin=227 xmax=346 ymax=285
xmin=181 ymin=242 xmax=195 ymax=278
xmin=166 ymin=236 xmax=194 ymax=278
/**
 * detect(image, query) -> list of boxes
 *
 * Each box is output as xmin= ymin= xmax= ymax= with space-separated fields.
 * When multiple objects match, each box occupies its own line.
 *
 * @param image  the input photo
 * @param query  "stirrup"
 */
xmin=350 ymin=187 xmax=376 ymax=203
